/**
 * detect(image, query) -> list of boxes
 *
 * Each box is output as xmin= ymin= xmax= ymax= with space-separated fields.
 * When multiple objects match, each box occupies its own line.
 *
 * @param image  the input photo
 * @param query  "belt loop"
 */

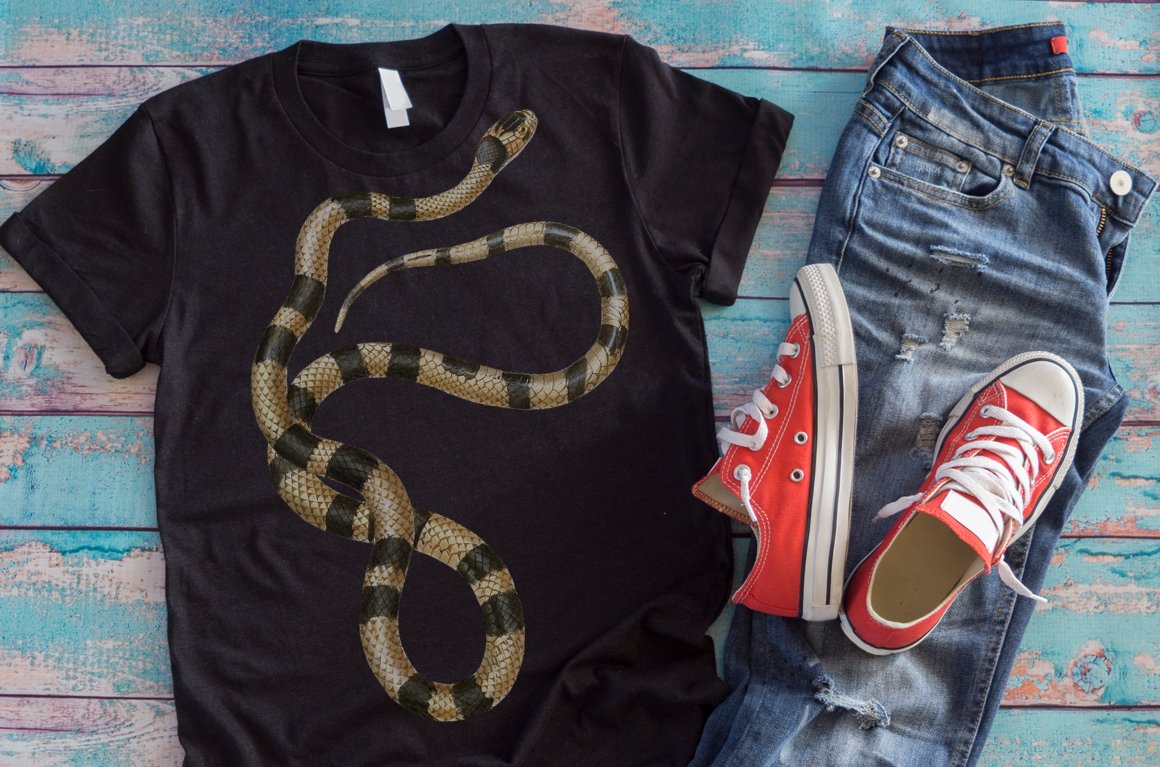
xmin=1014 ymin=120 xmax=1055 ymax=189
xmin=862 ymin=30 xmax=909 ymax=97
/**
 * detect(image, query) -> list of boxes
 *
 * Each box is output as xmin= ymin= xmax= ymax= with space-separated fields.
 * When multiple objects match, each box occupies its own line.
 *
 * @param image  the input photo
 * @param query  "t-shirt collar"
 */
xmin=270 ymin=22 xmax=492 ymax=177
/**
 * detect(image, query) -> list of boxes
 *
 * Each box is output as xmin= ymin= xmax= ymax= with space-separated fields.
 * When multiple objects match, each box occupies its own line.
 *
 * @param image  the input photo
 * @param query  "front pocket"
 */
xmin=873 ymin=163 xmax=1013 ymax=210
xmin=885 ymin=131 xmax=972 ymax=191
xmin=870 ymin=111 xmax=1012 ymax=211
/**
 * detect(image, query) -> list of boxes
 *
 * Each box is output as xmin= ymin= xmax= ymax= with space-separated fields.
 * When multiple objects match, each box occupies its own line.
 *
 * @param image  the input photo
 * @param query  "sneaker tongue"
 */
xmin=915 ymin=488 xmax=1001 ymax=563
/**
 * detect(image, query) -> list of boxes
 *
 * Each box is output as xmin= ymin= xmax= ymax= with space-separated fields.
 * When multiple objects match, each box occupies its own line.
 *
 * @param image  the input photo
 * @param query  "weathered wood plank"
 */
xmin=0 ymin=70 xmax=1153 ymax=180
xmin=1 ymin=532 xmax=1156 ymax=704
xmin=1 ymin=416 xmax=1154 ymax=536
xmin=0 ymin=1 xmax=1154 ymax=73
xmin=1069 ymin=427 xmax=1160 ymax=538
xmin=0 ymin=697 xmax=181 ymax=767
xmin=1005 ymin=537 xmax=1160 ymax=707
xmin=1 ymin=293 xmax=1156 ymax=420
xmin=0 ymin=530 xmax=170 ymax=697
xmin=0 ymin=416 xmax=155 ymax=527
xmin=981 ymin=708 xmax=1160 ymax=767
xmin=0 ymin=697 xmax=1153 ymax=767
xmin=0 ymin=293 xmax=160 ymax=411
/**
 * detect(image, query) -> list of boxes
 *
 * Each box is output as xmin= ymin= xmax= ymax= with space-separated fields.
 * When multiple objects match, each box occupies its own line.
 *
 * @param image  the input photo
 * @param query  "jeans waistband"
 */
xmin=864 ymin=23 xmax=1156 ymax=225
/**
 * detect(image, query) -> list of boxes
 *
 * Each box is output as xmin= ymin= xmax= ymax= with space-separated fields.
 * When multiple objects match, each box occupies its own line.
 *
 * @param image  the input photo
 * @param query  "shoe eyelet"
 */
xmin=733 ymin=465 xmax=752 ymax=481
xmin=760 ymin=404 xmax=778 ymax=419
xmin=789 ymin=468 xmax=804 ymax=482
xmin=794 ymin=432 xmax=808 ymax=444
xmin=777 ymin=375 xmax=792 ymax=389
xmin=980 ymin=405 xmax=992 ymax=417
xmin=965 ymin=430 xmax=977 ymax=440
xmin=1044 ymin=452 xmax=1055 ymax=465
xmin=790 ymin=343 xmax=801 ymax=358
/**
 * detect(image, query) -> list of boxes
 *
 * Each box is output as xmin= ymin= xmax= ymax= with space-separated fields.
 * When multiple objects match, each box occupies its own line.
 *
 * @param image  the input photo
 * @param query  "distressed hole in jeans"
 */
xmin=911 ymin=412 xmax=943 ymax=466
xmin=895 ymin=333 xmax=926 ymax=362
xmin=813 ymin=674 xmax=891 ymax=730
xmin=930 ymin=246 xmax=988 ymax=270
xmin=940 ymin=312 xmax=971 ymax=350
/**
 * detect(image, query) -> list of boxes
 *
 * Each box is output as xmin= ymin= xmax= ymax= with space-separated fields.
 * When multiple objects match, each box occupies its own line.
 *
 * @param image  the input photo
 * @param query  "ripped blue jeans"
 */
xmin=691 ymin=23 xmax=1155 ymax=767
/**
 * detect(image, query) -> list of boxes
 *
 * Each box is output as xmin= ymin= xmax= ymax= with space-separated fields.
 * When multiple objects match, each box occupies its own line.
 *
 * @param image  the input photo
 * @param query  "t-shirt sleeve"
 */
xmin=617 ymin=35 xmax=793 ymax=305
xmin=0 ymin=104 xmax=176 ymax=379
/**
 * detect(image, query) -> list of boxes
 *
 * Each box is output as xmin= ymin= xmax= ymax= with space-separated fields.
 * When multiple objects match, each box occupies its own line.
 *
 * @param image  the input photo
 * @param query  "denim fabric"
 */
xmin=691 ymin=23 xmax=1155 ymax=767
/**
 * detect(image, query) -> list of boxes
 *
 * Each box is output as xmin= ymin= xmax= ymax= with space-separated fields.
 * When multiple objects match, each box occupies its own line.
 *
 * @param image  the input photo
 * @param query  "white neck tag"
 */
xmin=377 ymin=68 xmax=412 ymax=129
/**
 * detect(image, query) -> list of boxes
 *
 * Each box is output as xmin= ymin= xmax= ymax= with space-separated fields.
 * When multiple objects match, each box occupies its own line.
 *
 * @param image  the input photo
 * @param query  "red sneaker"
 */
xmin=839 ymin=352 xmax=1084 ymax=654
xmin=693 ymin=263 xmax=857 ymax=621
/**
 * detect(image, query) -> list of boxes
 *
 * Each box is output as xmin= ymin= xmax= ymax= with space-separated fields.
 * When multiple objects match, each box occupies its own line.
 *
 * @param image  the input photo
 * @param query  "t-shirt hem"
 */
xmin=0 ymin=210 xmax=146 ymax=379
xmin=701 ymin=98 xmax=795 ymax=306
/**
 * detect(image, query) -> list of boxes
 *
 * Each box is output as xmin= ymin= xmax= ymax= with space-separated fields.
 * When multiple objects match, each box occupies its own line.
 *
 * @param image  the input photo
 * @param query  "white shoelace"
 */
xmin=876 ymin=404 xmax=1056 ymax=603
xmin=715 ymin=341 xmax=800 ymax=523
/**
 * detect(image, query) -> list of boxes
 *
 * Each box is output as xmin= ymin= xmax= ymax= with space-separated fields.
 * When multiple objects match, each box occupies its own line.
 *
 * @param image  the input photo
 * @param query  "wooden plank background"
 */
xmin=0 ymin=1 xmax=1156 ymax=764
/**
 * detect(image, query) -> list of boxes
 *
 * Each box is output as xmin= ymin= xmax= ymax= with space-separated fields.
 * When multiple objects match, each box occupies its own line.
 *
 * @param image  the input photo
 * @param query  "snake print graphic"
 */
xmin=250 ymin=110 xmax=630 ymax=720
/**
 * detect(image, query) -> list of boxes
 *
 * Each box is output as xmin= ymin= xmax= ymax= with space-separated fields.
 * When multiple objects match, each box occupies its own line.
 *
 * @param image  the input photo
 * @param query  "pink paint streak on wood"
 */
xmin=540 ymin=1 xmax=636 ymax=41
xmin=0 ymin=541 xmax=165 ymax=604
xmin=63 ymin=424 xmax=150 ymax=460
xmin=0 ymin=428 xmax=32 ymax=483
xmin=1040 ymin=578 xmax=1158 ymax=615
xmin=1004 ymin=644 xmax=1112 ymax=706
xmin=1133 ymin=653 xmax=1160 ymax=676
xmin=0 ymin=697 xmax=182 ymax=766
xmin=0 ymin=314 xmax=159 ymax=411
xmin=1004 ymin=652 xmax=1059 ymax=704
xmin=1088 ymin=28 xmax=1147 ymax=53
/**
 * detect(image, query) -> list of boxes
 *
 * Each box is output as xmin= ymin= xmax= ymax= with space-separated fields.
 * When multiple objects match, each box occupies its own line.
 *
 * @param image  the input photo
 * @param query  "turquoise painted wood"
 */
xmin=982 ymin=709 xmax=1160 ymax=767
xmin=1 ymin=531 xmax=1157 ymax=707
xmin=0 ymin=1 xmax=1154 ymax=73
xmin=4 ymin=418 xmax=1154 ymax=536
xmin=0 ymin=1 xmax=1157 ymax=764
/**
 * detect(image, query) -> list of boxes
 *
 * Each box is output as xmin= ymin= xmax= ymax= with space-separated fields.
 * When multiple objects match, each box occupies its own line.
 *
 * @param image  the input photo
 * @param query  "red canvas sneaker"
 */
xmin=692 ymin=263 xmax=857 ymax=621
xmin=839 ymin=352 xmax=1084 ymax=654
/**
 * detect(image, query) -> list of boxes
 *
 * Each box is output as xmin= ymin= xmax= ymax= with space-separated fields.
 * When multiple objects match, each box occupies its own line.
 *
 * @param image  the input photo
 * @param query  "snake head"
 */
xmin=476 ymin=109 xmax=538 ymax=173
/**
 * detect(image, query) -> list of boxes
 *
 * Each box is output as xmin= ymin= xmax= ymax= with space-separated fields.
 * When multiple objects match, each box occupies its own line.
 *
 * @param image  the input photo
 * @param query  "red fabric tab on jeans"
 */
xmin=1050 ymin=36 xmax=1068 ymax=55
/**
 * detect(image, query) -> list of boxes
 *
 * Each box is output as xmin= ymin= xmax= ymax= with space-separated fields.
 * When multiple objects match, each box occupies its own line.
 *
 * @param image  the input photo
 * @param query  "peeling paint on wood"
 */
xmin=0 ymin=1 xmax=1156 ymax=764
xmin=0 ymin=1 xmax=1155 ymax=73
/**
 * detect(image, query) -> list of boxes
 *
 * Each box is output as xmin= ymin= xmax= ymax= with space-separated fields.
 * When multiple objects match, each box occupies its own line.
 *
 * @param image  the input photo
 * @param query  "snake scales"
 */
xmin=250 ymin=110 xmax=629 ymax=721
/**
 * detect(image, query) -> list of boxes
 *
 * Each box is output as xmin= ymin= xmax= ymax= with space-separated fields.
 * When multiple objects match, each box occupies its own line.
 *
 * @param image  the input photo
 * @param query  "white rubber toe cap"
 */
xmin=999 ymin=354 xmax=1081 ymax=427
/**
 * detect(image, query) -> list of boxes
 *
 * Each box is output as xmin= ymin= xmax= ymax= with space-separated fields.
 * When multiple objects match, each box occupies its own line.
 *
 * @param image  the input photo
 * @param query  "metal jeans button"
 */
xmin=1110 ymin=169 xmax=1133 ymax=196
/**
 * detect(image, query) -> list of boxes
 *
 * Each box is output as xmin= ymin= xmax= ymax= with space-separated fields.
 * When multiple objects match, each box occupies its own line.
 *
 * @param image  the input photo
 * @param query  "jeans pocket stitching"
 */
xmin=891 ymin=131 xmax=970 ymax=172
xmin=874 ymin=165 xmax=1013 ymax=210
xmin=854 ymin=99 xmax=888 ymax=136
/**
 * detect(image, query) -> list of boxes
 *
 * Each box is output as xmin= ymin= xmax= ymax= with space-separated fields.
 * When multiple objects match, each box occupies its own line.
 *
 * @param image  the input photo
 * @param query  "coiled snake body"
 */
xmin=250 ymin=110 xmax=629 ymax=721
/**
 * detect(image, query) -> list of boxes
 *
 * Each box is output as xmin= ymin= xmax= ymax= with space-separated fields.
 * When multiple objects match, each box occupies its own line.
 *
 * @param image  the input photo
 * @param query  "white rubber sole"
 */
xmin=838 ymin=351 xmax=1084 ymax=653
xmin=794 ymin=264 xmax=858 ymax=622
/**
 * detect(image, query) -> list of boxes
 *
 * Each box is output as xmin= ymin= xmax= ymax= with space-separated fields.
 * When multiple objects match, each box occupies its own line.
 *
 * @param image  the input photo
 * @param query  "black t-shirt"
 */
xmin=0 ymin=22 xmax=792 ymax=766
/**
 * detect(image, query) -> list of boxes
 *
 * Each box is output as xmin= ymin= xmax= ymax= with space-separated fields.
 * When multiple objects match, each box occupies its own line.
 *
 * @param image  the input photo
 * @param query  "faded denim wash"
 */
xmin=691 ymin=22 xmax=1155 ymax=767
